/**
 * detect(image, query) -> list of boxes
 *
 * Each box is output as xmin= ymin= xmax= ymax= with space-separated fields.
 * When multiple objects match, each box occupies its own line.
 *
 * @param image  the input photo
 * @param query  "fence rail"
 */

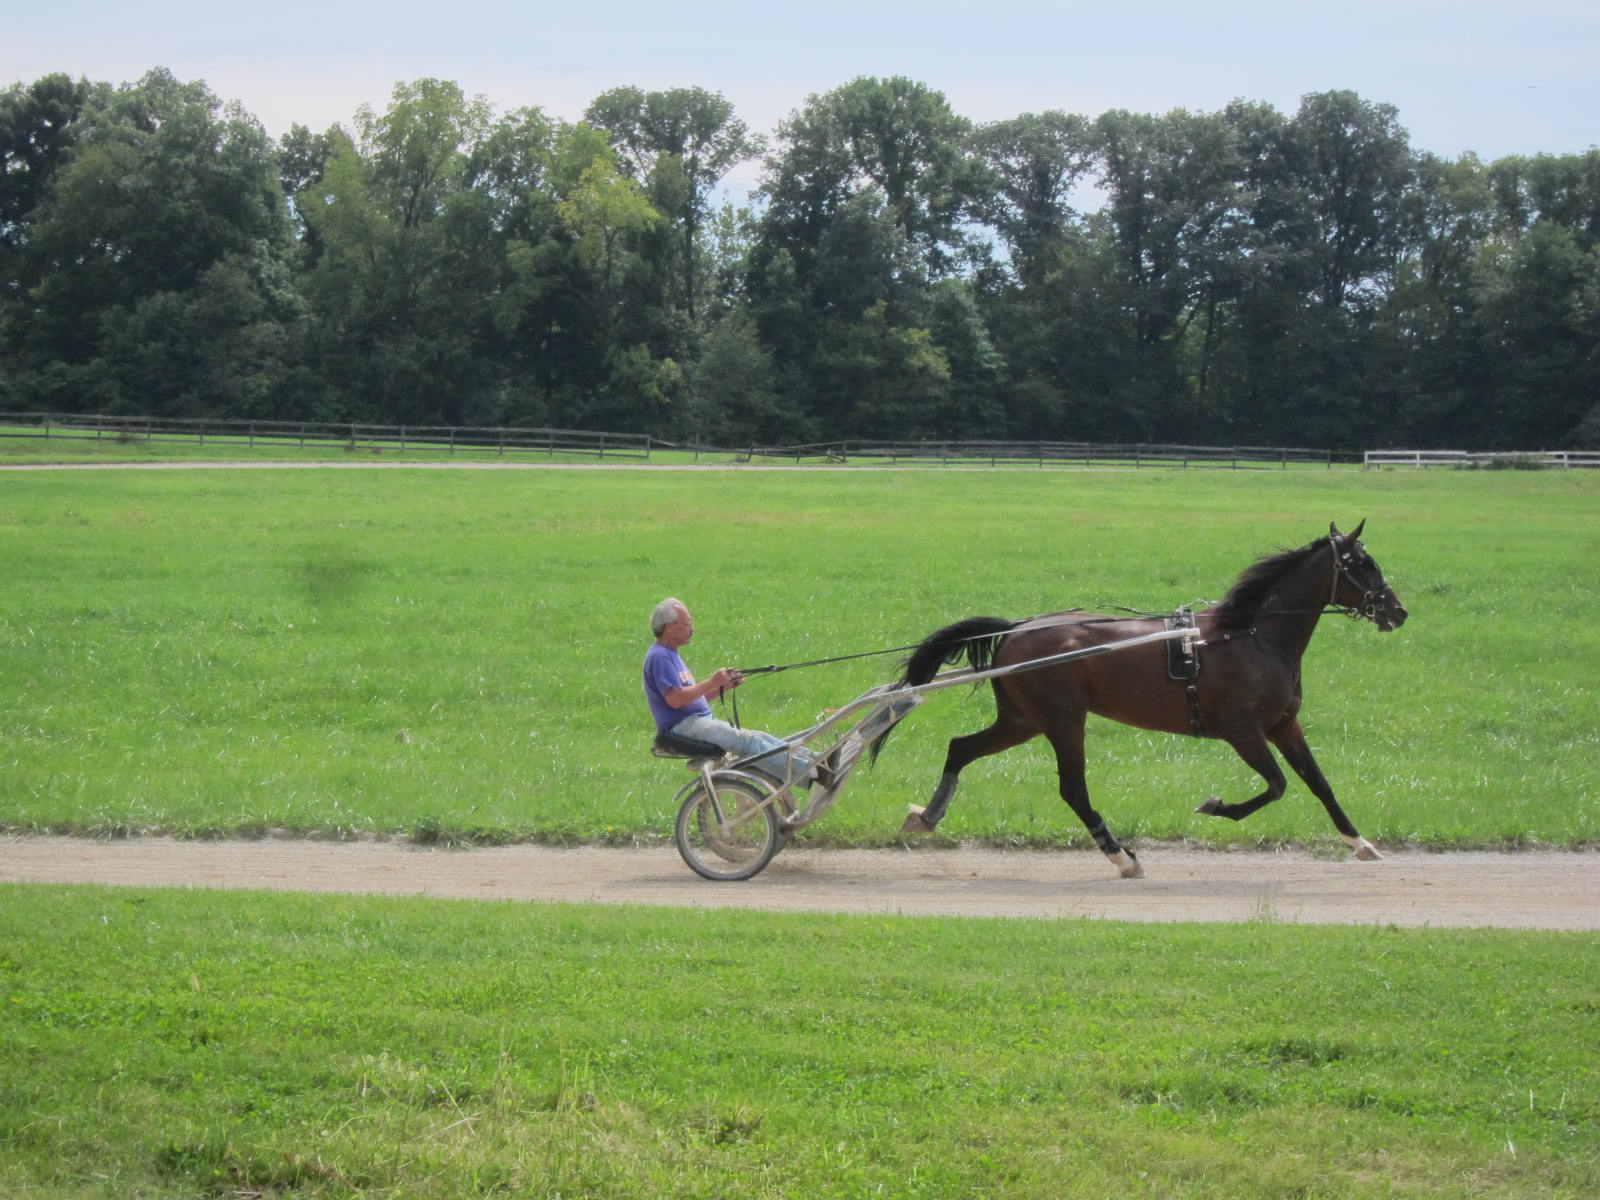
xmin=743 ymin=440 xmax=1349 ymax=468
xmin=0 ymin=413 xmax=652 ymax=460
xmin=1363 ymin=449 xmax=1600 ymax=469
xmin=12 ymin=414 xmax=1590 ymax=470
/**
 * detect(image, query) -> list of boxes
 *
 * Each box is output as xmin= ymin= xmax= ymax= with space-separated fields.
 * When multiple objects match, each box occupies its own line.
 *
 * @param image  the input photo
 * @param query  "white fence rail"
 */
xmin=1364 ymin=450 xmax=1600 ymax=469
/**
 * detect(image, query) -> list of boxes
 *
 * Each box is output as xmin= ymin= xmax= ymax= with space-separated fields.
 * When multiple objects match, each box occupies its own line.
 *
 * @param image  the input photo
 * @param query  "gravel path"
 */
xmin=4 ymin=838 xmax=1595 ymax=930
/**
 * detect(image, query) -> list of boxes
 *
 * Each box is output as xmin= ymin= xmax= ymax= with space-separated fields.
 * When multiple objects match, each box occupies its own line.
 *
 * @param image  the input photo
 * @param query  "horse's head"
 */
xmin=1328 ymin=521 xmax=1408 ymax=631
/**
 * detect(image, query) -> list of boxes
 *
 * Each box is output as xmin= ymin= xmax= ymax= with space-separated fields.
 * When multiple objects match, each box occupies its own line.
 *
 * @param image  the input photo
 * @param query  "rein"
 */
xmin=736 ymin=597 xmax=1362 ymax=681
xmin=728 ymin=535 xmax=1388 ymax=698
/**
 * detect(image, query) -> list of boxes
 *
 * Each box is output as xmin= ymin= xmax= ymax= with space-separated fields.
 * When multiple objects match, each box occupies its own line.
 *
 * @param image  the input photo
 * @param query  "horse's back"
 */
xmin=995 ymin=612 xmax=1190 ymax=733
xmin=999 ymin=612 xmax=1163 ymax=659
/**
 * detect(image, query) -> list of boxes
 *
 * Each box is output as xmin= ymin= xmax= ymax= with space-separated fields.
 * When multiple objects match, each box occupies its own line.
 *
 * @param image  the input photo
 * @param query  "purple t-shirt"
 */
xmin=644 ymin=642 xmax=711 ymax=731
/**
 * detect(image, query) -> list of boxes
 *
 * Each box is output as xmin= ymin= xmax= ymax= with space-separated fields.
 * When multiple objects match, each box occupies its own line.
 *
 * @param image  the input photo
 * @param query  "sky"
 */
xmin=9 ymin=0 xmax=1597 ymax=204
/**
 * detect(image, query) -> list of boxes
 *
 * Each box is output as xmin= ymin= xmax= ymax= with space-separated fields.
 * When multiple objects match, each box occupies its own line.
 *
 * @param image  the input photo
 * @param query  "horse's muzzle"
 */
xmin=1372 ymin=595 xmax=1408 ymax=632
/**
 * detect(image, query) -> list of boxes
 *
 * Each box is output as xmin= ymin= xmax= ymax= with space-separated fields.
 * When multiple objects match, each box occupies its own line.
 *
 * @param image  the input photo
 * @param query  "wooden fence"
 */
xmin=15 ymin=414 xmax=1590 ymax=470
xmin=0 ymin=413 xmax=652 ymax=460
xmin=741 ymin=440 xmax=1350 ymax=468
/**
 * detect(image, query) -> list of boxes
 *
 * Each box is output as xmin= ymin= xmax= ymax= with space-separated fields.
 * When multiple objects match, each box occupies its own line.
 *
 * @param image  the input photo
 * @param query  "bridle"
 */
xmin=1327 ymin=534 xmax=1396 ymax=624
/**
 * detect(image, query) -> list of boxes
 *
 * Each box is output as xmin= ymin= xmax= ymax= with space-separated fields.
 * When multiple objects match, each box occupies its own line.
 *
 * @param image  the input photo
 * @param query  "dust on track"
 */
xmin=3 ymin=838 xmax=1595 ymax=929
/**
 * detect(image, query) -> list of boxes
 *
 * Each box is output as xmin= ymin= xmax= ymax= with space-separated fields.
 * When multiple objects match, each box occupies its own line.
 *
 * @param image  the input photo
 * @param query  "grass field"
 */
xmin=2 ymin=883 xmax=1595 ymax=1199
xmin=3 ymin=461 xmax=1597 ymax=1198
xmin=1 ymin=463 xmax=1595 ymax=849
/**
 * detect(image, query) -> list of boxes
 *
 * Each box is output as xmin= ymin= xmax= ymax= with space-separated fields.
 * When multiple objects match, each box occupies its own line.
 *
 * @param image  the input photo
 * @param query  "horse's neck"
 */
xmin=1254 ymin=551 xmax=1333 ymax=658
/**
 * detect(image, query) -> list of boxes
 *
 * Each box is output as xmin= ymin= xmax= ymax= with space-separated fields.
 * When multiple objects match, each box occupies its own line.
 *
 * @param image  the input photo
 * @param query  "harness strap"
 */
xmin=1164 ymin=608 xmax=1207 ymax=737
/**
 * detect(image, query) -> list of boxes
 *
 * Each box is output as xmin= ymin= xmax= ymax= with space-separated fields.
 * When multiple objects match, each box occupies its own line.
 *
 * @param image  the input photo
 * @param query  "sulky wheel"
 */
xmin=674 ymin=775 xmax=783 ymax=881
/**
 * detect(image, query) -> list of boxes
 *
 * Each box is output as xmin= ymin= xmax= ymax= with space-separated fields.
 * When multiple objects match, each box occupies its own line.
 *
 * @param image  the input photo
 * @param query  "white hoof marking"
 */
xmin=1343 ymin=835 xmax=1382 ymax=861
xmin=1110 ymin=850 xmax=1144 ymax=879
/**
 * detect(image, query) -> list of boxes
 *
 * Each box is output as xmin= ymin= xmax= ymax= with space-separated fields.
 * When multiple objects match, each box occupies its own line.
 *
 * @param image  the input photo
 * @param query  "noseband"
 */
xmin=1327 ymin=536 xmax=1393 ymax=623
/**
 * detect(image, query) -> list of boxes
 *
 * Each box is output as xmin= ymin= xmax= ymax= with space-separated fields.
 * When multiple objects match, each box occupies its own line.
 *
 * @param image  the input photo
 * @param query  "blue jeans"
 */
xmin=668 ymin=714 xmax=816 ymax=788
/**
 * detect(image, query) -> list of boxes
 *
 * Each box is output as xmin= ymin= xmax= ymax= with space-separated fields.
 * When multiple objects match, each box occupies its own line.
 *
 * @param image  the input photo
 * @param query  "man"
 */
xmin=644 ymin=597 xmax=817 ymax=786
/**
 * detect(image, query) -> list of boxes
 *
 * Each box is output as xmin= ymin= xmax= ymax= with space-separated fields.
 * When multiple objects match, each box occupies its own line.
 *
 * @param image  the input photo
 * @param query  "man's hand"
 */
xmin=709 ymin=667 xmax=744 ymax=692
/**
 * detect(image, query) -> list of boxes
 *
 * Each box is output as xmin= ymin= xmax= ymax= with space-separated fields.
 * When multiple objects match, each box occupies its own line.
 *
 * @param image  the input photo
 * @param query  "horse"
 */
xmin=872 ymin=522 xmax=1408 ymax=878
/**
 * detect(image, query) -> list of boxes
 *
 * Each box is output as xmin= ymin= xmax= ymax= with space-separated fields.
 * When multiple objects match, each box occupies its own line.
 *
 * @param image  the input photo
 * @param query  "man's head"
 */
xmin=651 ymin=597 xmax=692 ymax=647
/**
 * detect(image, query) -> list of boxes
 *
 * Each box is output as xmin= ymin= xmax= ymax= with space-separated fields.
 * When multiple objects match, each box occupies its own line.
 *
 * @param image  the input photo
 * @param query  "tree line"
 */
xmin=3 ymin=68 xmax=1597 ymax=450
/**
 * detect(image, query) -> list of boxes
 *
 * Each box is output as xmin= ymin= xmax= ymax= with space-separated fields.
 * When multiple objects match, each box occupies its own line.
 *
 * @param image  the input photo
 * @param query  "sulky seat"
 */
xmin=652 ymin=730 xmax=727 ymax=760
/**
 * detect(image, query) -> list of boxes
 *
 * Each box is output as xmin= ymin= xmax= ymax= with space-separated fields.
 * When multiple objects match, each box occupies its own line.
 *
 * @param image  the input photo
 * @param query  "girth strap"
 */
xmin=1164 ymin=609 xmax=1206 ymax=737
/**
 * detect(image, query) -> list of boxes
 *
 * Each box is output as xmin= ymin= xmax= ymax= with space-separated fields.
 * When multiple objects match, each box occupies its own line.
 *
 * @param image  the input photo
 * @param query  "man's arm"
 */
xmin=663 ymin=667 xmax=743 ymax=709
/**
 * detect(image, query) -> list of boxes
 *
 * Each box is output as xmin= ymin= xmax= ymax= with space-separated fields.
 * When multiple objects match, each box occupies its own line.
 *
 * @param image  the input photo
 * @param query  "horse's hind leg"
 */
xmin=902 ymin=708 xmax=1034 ymax=833
xmin=1271 ymin=720 xmax=1381 ymax=861
xmin=1044 ymin=725 xmax=1144 ymax=879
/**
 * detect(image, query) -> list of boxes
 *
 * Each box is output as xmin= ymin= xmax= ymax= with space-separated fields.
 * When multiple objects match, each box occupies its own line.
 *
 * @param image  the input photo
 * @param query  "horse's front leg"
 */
xmin=1194 ymin=728 xmax=1288 ymax=823
xmin=1271 ymin=720 xmax=1381 ymax=861
xmin=1195 ymin=723 xmax=1380 ymax=861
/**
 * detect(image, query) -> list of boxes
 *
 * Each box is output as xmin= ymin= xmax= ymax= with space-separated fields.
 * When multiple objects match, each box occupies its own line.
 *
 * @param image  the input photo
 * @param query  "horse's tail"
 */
xmin=869 ymin=617 xmax=1016 ymax=764
xmin=898 ymin=616 xmax=1016 ymax=687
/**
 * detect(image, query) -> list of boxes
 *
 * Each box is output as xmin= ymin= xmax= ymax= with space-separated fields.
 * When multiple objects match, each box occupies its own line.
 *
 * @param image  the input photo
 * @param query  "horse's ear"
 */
xmin=1349 ymin=518 xmax=1366 ymax=540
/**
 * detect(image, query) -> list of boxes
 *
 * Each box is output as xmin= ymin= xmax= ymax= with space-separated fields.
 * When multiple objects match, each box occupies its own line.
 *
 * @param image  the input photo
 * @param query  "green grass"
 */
xmin=1 ymin=464 xmax=1596 ymax=849
xmin=2 ymin=883 xmax=1595 ymax=1199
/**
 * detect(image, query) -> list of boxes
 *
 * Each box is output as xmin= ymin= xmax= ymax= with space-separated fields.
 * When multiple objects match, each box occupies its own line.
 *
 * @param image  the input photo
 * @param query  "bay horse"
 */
xmin=874 ymin=523 xmax=1407 ymax=878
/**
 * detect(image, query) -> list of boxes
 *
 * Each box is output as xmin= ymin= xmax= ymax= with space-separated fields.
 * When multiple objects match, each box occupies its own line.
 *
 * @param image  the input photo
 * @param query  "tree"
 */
xmin=1367 ymin=152 xmax=1496 ymax=442
xmin=296 ymin=79 xmax=510 ymax=423
xmin=970 ymin=111 xmax=1094 ymax=287
xmin=1488 ymin=149 xmax=1600 ymax=239
xmin=1284 ymin=91 xmax=1416 ymax=311
xmin=1467 ymin=156 xmax=1600 ymax=446
xmin=760 ymin=77 xmax=985 ymax=278
xmin=683 ymin=306 xmax=785 ymax=445
xmin=1089 ymin=107 xmax=1248 ymax=437
xmin=9 ymin=68 xmax=297 ymax=414
xmin=1207 ymin=93 xmax=1419 ymax=446
xmin=556 ymin=154 xmax=660 ymax=315
xmin=751 ymin=79 xmax=994 ymax=438
xmin=1 ymin=74 xmax=103 ymax=292
xmin=584 ymin=86 xmax=763 ymax=323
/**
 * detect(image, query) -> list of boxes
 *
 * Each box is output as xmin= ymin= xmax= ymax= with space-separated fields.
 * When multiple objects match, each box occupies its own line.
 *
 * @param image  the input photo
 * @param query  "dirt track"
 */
xmin=3 ymin=837 xmax=1595 ymax=930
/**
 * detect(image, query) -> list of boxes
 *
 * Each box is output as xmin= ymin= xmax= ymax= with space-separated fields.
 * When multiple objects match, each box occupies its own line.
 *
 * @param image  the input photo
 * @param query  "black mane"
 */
xmin=1211 ymin=539 xmax=1323 ymax=632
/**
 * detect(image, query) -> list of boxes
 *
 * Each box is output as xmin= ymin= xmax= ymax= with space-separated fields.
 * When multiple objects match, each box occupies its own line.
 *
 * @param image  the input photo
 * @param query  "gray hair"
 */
xmin=650 ymin=597 xmax=686 ymax=637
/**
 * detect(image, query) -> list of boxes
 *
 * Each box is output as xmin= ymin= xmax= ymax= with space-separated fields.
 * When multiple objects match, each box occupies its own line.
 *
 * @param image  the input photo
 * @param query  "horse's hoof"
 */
xmin=1195 ymin=797 xmax=1221 ymax=816
xmin=1112 ymin=849 xmax=1144 ymax=879
xmin=901 ymin=806 xmax=932 ymax=833
xmin=1352 ymin=841 xmax=1382 ymax=862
